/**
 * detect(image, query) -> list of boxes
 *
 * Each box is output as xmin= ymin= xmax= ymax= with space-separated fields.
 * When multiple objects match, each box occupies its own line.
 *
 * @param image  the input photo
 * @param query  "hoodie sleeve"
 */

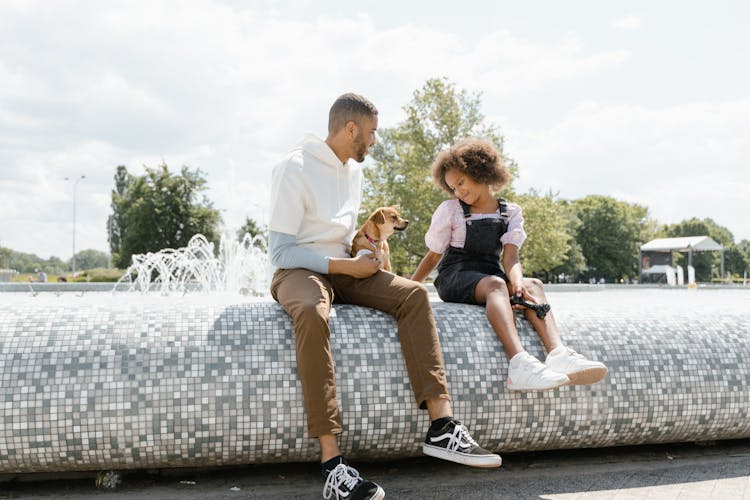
xmin=269 ymin=159 xmax=306 ymax=236
xmin=269 ymin=231 xmax=329 ymax=274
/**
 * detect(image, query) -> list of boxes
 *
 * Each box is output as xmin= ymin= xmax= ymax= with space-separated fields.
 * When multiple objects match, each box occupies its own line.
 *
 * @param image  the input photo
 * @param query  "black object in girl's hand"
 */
xmin=509 ymin=294 xmax=551 ymax=319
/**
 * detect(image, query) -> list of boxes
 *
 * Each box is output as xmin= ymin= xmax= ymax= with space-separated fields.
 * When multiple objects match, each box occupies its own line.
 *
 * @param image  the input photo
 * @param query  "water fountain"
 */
xmin=115 ymin=233 xmax=269 ymax=296
xmin=1 ymin=235 xmax=749 ymax=479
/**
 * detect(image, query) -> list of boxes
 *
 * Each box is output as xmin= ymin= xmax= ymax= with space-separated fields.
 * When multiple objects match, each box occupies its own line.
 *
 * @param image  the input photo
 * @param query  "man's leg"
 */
xmin=331 ymin=272 xmax=449 ymax=410
xmin=331 ymin=272 xmax=502 ymax=468
xmin=271 ymin=269 xmax=385 ymax=499
xmin=271 ymin=268 xmax=342 ymax=451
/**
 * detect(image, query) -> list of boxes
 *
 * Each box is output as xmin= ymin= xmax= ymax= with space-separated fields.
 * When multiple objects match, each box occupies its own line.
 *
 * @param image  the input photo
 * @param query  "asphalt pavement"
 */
xmin=2 ymin=439 xmax=749 ymax=499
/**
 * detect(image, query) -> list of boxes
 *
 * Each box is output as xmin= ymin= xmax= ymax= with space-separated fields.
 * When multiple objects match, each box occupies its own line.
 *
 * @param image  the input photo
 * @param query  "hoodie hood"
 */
xmin=299 ymin=133 xmax=345 ymax=168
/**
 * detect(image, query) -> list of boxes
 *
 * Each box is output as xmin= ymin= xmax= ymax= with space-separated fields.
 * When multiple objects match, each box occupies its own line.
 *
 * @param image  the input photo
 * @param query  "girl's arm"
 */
xmin=411 ymin=251 xmax=443 ymax=282
xmin=501 ymin=244 xmax=527 ymax=298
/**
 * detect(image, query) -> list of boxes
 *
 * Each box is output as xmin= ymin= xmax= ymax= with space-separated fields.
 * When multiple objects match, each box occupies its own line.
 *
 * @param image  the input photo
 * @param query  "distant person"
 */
xmin=411 ymin=137 xmax=607 ymax=391
xmin=35 ymin=268 xmax=47 ymax=283
xmin=269 ymin=94 xmax=500 ymax=500
xmin=58 ymin=276 xmax=68 ymax=283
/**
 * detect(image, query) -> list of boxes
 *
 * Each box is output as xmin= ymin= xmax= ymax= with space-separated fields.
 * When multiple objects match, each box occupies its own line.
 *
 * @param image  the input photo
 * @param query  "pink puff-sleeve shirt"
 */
xmin=425 ymin=199 xmax=527 ymax=254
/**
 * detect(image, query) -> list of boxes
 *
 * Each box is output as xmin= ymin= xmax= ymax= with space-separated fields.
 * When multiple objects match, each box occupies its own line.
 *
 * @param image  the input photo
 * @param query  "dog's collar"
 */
xmin=365 ymin=233 xmax=379 ymax=247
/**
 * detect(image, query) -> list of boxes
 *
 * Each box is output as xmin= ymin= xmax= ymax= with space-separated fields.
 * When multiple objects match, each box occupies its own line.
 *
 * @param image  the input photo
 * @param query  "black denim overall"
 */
xmin=433 ymin=199 xmax=508 ymax=305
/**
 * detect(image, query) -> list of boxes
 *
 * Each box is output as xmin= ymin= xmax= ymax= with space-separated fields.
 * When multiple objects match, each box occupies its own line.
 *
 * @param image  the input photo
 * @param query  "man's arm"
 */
xmin=269 ymin=231 xmax=381 ymax=278
xmin=269 ymin=231 xmax=329 ymax=274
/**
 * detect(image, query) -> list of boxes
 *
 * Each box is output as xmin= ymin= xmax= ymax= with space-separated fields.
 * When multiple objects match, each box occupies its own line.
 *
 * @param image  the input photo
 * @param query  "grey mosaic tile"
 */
xmin=0 ymin=290 xmax=748 ymax=472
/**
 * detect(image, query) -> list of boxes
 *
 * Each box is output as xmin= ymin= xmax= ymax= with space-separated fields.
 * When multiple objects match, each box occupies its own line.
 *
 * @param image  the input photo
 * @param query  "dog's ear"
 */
xmin=372 ymin=209 xmax=386 ymax=224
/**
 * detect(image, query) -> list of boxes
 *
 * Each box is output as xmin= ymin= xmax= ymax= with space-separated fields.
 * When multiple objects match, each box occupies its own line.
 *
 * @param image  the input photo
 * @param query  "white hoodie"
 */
xmin=269 ymin=134 xmax=362 ymax=259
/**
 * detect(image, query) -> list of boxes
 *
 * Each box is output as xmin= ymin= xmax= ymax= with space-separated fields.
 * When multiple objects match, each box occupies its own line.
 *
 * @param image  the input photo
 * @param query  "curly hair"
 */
xmin=431 ymin=137 xmax=511 ymax=194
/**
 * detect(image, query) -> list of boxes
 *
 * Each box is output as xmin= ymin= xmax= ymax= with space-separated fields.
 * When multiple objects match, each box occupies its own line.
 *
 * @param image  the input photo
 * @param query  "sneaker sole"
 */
xmin=566 ymin=366 xmax=608 ymax=385
xmin=370 ymin=486 xmax=385 ymax=500
xmin=422 ymin=444 xmax=502 ymax=468
xmin=506 ymin=378 xmax=569 ymax=392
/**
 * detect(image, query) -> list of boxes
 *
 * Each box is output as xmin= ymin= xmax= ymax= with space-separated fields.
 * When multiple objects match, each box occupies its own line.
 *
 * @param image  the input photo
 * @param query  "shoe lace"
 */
xmin=323 ymin=463 xmax=362 ymax=499
xmin=567 ymin=348 xmax=583 ymax=359
xmin=434 ymin=422 xmax=479 ymax=452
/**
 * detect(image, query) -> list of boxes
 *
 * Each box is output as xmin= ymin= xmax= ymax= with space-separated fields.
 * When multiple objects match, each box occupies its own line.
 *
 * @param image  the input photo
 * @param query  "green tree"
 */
xmin=0 ymin=246 xmax=10 ymax=269
xmin=2 ymin=248 xmax=64 ymax=274
xmin=508 ymin=191 xmax=571 ymax=278
xmin=552 ymin=239 xmax=587 ymax=282
xmin=545 ymin=199 xmax=587 ymax=282
xmin=70 ymin=249 xmax=110 ymax=270
xmin=364 ymin=77 xmax=516 ymax=274
xmin=572 ymin=195 xmax=651 ymax=282
xmin=737 ymin=240 xmax=750 ymax=279
xmin=107 ymin=165 xmax=130 ymax=266
xmin=107 ymin=163 xmax=222 ymax=268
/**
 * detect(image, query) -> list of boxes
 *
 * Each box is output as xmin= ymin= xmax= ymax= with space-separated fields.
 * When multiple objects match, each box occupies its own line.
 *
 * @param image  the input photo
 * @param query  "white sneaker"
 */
xmin=506 ymin=352 xmax=569 ymax=391
xmin=545 ymin=346 xmax=608 ymax=385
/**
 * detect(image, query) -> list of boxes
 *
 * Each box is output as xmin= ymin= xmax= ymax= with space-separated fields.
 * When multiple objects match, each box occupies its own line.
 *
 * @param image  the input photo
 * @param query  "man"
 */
xmin=269 ymin=93 xmax=501 ymax=499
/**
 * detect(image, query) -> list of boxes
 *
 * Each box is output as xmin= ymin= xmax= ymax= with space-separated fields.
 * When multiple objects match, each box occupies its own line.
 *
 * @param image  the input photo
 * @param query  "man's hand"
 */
xmin=328 ymin=253 xmax=380 ymax=278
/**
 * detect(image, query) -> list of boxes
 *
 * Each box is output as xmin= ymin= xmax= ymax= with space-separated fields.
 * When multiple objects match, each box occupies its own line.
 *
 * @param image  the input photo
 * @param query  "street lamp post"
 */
xmin=65 ymin=175 xmax=86 ymax=274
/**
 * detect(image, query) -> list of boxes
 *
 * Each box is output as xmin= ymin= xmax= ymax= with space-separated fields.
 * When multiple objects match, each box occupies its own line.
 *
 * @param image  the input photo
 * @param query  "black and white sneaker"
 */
xmin=323 ymin=462 xmax=385 ymax=500
xmin=423 ymin=419 xmax=502 ymax=468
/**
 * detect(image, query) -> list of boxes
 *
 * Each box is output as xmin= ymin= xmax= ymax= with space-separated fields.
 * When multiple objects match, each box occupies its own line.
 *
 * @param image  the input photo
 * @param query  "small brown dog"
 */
xmin=351 ymin=205 xmax=409 ymax=272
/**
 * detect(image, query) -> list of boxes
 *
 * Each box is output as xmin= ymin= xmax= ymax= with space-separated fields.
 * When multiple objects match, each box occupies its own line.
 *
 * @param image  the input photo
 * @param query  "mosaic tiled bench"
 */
xmin=1 ymin=289 xmax=749 ymax=474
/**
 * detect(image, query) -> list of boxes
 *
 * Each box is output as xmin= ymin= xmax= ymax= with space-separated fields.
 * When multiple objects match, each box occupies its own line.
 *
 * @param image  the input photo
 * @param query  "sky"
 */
xmin=1 ymin=0 xmax=749 ymax=261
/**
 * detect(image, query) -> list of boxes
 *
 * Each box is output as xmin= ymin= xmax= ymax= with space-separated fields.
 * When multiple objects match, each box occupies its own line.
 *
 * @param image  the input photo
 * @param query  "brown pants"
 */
xmin=271 ymin=268 xmax=450 ymax=437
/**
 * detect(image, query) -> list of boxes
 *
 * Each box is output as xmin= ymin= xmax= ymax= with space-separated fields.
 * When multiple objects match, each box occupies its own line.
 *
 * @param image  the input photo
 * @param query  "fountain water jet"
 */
xmin=114 ymin=233 xmax=270 ymax=295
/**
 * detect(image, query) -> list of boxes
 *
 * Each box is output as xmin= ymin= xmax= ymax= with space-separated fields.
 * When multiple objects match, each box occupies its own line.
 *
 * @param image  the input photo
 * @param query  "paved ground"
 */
xmin=2 ymin=439 xmax=749 ymax=499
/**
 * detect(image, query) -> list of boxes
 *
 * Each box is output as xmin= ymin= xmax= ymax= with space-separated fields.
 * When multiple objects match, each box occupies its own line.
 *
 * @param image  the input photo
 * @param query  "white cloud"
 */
xmin=512 ymin=99 xmax=750 ymax=240
xmin=464 ymin=32 xmax=631 ymax=97
xmin=2 ymin=2 xmax=747 ymax=261
xmin=614 ymin=15 xmax=642 ymax=30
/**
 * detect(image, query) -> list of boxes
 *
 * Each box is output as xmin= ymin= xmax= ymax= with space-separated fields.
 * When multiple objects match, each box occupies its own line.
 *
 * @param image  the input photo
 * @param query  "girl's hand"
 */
xmin=509 ymin=280 xmax=537 ymax=308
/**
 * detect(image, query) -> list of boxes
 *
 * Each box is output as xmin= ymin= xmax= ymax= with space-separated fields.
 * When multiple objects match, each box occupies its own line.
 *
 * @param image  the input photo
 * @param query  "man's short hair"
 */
xmin=328 ymin=93 xmax=378 ymax=135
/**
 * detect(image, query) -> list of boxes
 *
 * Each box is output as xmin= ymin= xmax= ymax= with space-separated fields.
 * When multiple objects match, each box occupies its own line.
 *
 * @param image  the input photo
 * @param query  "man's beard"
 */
xmin=353 ymin=134 xmax=367 ymax=162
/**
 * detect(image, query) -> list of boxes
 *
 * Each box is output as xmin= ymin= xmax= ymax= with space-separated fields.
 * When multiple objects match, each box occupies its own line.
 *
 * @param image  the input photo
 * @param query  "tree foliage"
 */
xmin=572 ymin=195 xmax=653 ymax=281
xmin=363 ymin=77 xmax=515 ymax=274
xmin=70 ymin=249 xmax=110 ymax=270
xmin=508 ymin=191 xmax=572 ymax=277
xmin=0 ymin=246 xmax=10 ymax=270
xmin=107 ymin=163 xmax=222 ymax=268
xmin=0 ymin=247 xmax=67 ymax=274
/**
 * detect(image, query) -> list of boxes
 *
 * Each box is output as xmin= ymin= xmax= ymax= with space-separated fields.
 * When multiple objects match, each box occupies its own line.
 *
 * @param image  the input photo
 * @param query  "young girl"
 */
xmin=411 ymin=138 xmax=607 ymax=391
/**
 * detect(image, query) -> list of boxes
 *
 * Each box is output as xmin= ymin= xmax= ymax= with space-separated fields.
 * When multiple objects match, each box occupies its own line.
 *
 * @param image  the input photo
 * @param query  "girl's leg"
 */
xmin=521 ymin=277 xmax=563 ymax=353
xmin=521 ymin=277 xmax=608 ymax=385
xmin=474 ymin=276 xmax=523 ymax=359
xmin=477 ymin=275 xmax=569 ymax=392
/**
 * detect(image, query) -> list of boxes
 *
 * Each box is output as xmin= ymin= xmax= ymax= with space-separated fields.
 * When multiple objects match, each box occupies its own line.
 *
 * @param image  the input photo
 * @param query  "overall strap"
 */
xmin=460 ymin=198 xmax=508 ymax=221
xmin=459 ymin=199 xmax=472 ymax=219
xmin=497 ymin=198 xmax=508 ymax=218
xmin=497 ymin=198 xmax=509 ymax=234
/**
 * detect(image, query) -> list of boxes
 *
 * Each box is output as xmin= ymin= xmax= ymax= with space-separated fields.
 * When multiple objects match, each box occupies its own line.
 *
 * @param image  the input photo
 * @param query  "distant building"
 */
xmin=639 ymin=236 xmax=724 ymax=284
